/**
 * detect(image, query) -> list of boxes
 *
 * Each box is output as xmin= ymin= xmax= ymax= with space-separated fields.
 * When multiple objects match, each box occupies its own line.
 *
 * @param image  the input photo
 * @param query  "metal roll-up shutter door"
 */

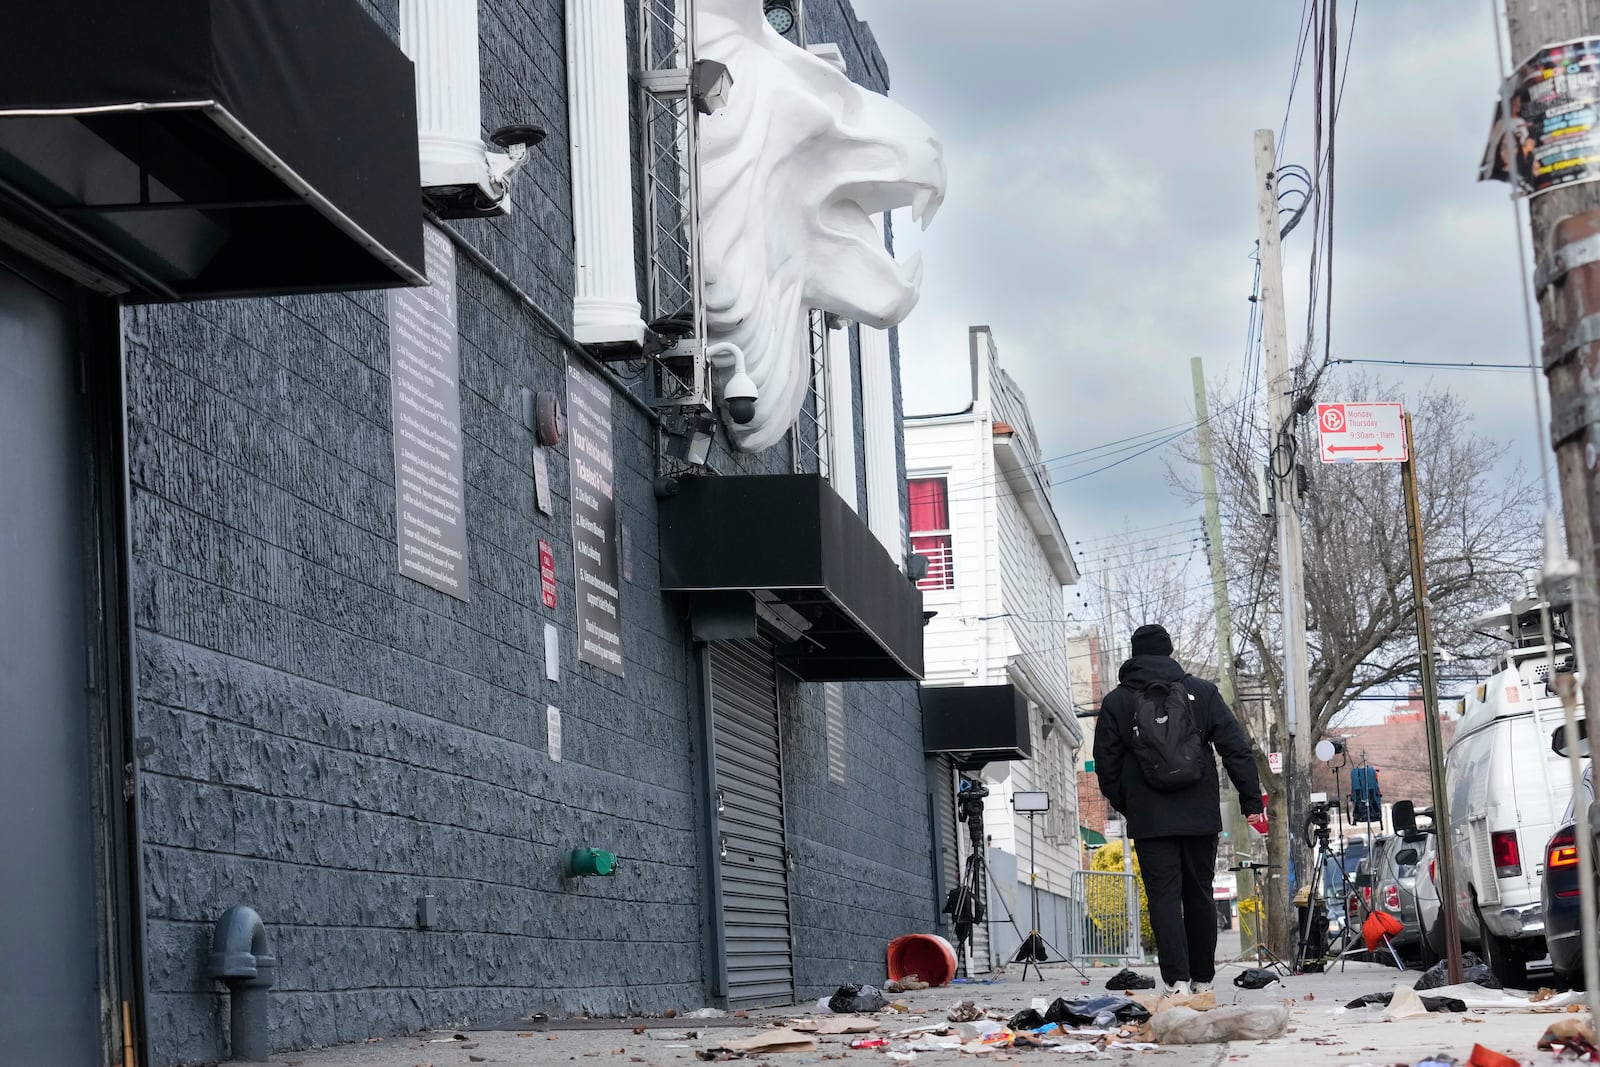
xmin=710 ymin=638 xmax=795 ymax=1006
xmin=937 ymin=756 xmax=960 ymax=922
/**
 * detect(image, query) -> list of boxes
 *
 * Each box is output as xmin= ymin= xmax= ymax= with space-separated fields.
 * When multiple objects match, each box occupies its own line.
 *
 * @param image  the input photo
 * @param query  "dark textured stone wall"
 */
xmin=124 ymin=1 xmax=932 ymax=1063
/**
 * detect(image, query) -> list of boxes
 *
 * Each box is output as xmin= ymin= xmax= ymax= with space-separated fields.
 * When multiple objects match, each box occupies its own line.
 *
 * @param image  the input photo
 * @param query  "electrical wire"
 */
xmin=1330 ymin=358 xmax=1525 ymax=372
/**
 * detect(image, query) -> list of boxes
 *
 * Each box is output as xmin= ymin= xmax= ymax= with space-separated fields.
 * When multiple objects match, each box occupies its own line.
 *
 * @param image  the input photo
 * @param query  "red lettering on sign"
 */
xmin=539 ymin=539 xmax=558 ymax=609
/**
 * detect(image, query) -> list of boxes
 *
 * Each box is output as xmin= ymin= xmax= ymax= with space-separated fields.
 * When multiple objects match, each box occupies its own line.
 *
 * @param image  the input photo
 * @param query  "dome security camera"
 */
xmin=724 ymin=369 xmax=758 ymax=425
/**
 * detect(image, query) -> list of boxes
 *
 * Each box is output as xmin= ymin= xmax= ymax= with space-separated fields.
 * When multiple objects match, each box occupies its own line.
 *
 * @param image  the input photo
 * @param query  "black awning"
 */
xmin=659 ymin=474 xmax=924 ymax=681
xmin=0 ymin=1 xmax=424 ymax=299
xmin=922 ymin=684 xmax=1032 ymax=762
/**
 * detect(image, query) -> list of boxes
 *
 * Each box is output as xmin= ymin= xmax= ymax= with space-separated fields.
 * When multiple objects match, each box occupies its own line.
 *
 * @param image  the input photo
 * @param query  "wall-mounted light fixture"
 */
xmin=763 ymin=0 xmax=797 ymax=36
xmin=691 ymin=59 xmax=734 ymax=116
xmin=667 ymin=411 xmax=717 ymax=468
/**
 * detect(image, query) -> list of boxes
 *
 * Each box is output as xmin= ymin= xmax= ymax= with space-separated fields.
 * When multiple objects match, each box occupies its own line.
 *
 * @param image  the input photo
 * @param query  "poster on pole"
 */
xmin=1316 ymin=402 xmax=1407 ymax=463
xmin=387 ymin=224 xmax=469 ymax=599
xmin=566 ymin=362 xmax=624 ymax=675
xmin=1480 ymin=36 xmax=1600 ymax=197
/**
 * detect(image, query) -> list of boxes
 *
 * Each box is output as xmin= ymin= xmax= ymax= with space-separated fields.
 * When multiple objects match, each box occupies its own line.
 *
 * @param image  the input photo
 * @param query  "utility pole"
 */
xmin=1501 ymin=0 xmax=1600 ymax=1016
xmin=1253 ymin=129 xmax=1312 ymax=889
xmin=1400 ymin=414 xmax=1464 ymax=987
xmin=1192 ymin=357 xmax=1259 ymax=947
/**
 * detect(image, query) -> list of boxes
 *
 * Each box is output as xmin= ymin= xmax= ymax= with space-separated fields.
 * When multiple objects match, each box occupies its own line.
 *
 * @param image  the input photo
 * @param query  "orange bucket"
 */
xmin=886 ymin=934 xmax=957 ymax=987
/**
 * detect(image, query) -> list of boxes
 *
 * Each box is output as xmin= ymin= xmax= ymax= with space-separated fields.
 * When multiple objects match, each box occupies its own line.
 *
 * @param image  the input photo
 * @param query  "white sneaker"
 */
xmin=1161 ymin=981 xmax=1186 ymax=997
xmin=1190 ymin=980 xmax=1213 ymax=994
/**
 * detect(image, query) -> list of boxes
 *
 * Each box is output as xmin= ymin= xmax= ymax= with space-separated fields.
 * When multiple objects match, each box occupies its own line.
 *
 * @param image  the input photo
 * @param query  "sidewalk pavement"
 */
xmin=249 ymin=947 xmax=1575 ymax=1067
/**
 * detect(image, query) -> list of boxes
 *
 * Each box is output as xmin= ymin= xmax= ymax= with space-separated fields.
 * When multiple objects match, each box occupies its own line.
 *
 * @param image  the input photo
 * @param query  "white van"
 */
xmin=1442 ymin=599 xmax=1578 ymax=987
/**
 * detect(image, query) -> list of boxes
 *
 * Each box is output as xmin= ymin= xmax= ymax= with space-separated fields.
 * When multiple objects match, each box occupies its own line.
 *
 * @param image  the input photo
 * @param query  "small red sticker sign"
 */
xmin=539 ymin=540 xmax=558 ymax=609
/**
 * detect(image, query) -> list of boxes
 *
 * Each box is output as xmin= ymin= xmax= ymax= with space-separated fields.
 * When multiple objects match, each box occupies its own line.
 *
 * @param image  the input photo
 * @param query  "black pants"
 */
xmin=1135 ymin=834 xmax=1219 ymax=985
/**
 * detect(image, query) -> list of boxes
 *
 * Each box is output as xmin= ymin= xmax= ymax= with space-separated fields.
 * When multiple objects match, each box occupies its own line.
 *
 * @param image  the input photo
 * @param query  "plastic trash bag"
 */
xmin=1414 ymin=953 xmax=1501 ymax=991
xmin=1007 ymin=1008 xmax=1047 ymax=1031
xmin=1232 ymin=967 xmax=1281 ymax=990
xmin=1149 ymin=1003 xmax=1292 ymax=1045
xmin=828 ymin=983 xmax=890 ymax=1013
xmin=1343 ymin=992 xmax=1467 ymax=1013
xmin=1043 ymin=996 xmax=1152 ymax=1028
xmin=1105 ymin=968 xmax=1155 ymax=991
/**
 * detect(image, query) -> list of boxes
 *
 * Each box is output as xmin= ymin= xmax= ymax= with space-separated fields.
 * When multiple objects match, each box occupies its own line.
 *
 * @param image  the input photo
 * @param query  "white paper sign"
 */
xmin=1268 ymin=751 xmax=1284 ymax=774
xmin=547 ymin=705 xmax=562 ymax=762
xmin=544 ymin=623 xmax=560 ymax=682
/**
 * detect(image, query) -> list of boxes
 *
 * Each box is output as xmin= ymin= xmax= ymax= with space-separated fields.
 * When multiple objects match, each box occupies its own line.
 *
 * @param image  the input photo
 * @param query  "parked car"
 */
xmin=1354 ymin=832 xmax=1427 ymax=961
xmin=1441 ymin=598 xmax=1578 ymax=987
xmin=1542 ymin=722 xmax=1591 ymax=988
xmin=1416 ymin=831 xmax=1443 ymax=966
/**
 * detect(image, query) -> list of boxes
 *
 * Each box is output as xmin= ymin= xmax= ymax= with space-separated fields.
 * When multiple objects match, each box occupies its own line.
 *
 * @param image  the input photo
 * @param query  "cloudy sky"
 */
xmin=854 ymin=0 xmax=1548 ymax=615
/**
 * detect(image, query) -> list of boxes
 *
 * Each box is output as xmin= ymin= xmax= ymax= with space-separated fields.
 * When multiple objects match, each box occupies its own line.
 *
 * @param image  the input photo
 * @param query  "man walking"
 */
xmin=1093 ymin=624 xmax=1267 ymax=995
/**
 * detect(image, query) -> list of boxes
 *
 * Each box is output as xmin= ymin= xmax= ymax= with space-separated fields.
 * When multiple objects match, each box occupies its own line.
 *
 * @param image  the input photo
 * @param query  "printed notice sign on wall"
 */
xmin=387 ymin=224 xmax=469 ymax=600
xmin=566 ymin=362 xmax=624 ymax=675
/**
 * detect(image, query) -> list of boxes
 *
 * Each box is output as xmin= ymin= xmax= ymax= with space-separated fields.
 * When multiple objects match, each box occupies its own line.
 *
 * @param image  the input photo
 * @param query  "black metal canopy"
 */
xmin=659 ymin=474 xmax=925 ymax=681
xmin=922 ymin=684 xmax=1032 ymax=764
xmin=0 ymin=1 xmax=425 ymax=300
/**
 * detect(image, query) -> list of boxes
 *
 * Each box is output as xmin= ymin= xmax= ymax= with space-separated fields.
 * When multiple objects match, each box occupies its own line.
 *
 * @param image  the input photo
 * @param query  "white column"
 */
xmin=861 ymin=322 xmax=900 ymax=557
xmin=400 ymin=0 xmax=490 ymax=187
xmin=567 ymin=0 xmax=646 ymax=345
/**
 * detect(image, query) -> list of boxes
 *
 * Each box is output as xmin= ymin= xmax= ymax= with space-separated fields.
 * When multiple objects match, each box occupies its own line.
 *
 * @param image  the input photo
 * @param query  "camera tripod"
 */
xmin=1228 ymin=861 xmax=1293 ymax=976
xmin=1296 ymin=814 xmax=1404 ymax=973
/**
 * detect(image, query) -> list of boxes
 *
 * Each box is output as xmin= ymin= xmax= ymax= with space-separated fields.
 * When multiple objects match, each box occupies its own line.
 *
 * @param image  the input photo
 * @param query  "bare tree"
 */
xmin=1082 ymin=521 xmax=1215 ymax=670
xmin=1175 ymin=372 xmax=1540 ymax=952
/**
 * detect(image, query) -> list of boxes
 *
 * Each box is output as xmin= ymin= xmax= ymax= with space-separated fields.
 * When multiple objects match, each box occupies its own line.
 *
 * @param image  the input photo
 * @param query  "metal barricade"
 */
xmin=1071 ymin=870 xmax=1143 ymax=962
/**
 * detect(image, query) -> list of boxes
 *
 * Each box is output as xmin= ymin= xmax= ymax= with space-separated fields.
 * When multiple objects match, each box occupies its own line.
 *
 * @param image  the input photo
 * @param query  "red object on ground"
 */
xmin=886 ymin=934 xmax=958 ymax=987
xmin=1361 ymin=911 xmax=1403 ymax=952
xmin=1466 ymin=1045 xmax=1519 ymax=1067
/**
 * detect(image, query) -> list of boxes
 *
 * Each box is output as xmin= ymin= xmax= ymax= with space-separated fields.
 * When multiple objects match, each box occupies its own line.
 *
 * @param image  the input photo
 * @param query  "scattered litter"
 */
xmin=1048 ymin=1043 xmax=1103 ymax=1055
xmin=887 ymin=1051 xmax=917 ymax=1062
xmin=956 ymin=1021 xmax=1011 ymax=1042
xmin=1415 ymin=954 xmax=1501 ymax=991
xmin=1412 ymin=1058 xmax=1458 ymax=1067
xmin=1043 ymin=996 xmax=1152 ymax=1029
xmin=1538 ymin=1017 xmax=1599 ymax=1059
xmin=849 ymin=1038 xmax=890 ymax=1050
xmin=647 ymin=1031 xmax=696 ymax=1041
xmin=1465 ymin=1045 xmax=1519 ymax=1067
xmin=1532 ymin=988 xmax=1560 ymax=1003
xmin=1008 ymin=1009 xmax=1047 ymax=1031
xmin=1130 ymin=990 xmax=1216 ymax=1014
xmin=1106 ymin=968 xmax=1156 ymax=991
xmin=714 ymin=1029 xmax=819 ymax=1055
xmin=695 ymin=1050 xmax=744 ymax=1061
xmin=1344 ymin=989 xmax=1467 ymax=1017
xmin=1405 ymin=984 xmax=1585 ymax=1011
xmin=828 ymin=984 xmax=889 ymax=1014
xmin=684 ymin=1008 xmax=729 ymax=1019
xmin=799 ymin=1018 xmax=881 ymax=1036
xmin=885 ymin=976 xmax=930 ymax=993
xmin=1232 ymin=967 xmax=1281 ymax=990
xmin=948 ymin=1001 xmax=985 ymax=1023
xmin=1011 ymin=1033 xmax=1054 ymax=1049
xmin=1149 ymin=1003 xmax=1292 ymax=1045
xmin=1106 ymin=1042 xmax=1160 ymax=1052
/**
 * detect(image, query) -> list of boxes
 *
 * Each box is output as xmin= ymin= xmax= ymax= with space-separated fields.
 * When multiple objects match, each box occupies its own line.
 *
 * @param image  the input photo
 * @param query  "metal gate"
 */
xmin=709 ymin=639 xmax=795 ymax=1006
xmin=1072 ymin=870 xmax=1143 ymax=961
xmin=0 ymin=263 xmax=103 ymax=1062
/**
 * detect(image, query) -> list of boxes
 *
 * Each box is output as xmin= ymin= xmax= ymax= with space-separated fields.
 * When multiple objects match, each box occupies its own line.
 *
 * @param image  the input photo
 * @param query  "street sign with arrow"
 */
xmin=1316 ymin=402 xmax=1407 ymax=463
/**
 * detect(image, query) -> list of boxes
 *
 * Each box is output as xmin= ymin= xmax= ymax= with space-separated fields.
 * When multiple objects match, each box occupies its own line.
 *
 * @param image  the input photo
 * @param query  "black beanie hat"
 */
xmin=1130 ymin=624 xmax=1173 ymax=657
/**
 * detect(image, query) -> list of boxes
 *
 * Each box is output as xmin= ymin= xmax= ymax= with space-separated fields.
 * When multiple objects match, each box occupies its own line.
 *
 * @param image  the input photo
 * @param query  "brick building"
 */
xmin=0 ymin=2 xmax=951 ymax=1064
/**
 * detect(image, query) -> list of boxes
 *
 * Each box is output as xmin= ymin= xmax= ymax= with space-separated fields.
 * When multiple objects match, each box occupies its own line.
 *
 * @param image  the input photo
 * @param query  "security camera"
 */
xmin=724 ymin=370 xmax=758 ymax=425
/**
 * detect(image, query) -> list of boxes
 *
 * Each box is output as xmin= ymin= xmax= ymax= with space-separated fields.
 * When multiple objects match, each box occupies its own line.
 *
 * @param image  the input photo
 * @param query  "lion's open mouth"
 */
xmin=821 ymin=178 xmax=944 ymax=287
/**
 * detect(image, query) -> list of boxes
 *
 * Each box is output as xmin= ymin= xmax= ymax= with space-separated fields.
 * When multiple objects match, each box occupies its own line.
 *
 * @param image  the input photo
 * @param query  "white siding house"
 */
xmin=906 ymin=326 xmax=1084 ymax=970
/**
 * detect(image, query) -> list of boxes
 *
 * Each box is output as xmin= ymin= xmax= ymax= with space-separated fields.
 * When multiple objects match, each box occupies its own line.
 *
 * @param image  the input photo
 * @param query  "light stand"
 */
xmin=1227 ymin=862 xmax=1293 ymax=975
xmin=1012 ymin=792 xmax=1048 ymax=981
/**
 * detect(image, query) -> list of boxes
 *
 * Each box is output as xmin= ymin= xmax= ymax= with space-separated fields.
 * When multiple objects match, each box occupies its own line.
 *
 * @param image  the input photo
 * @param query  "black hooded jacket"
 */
xmin=1093 ymin=653 xmax=1264 ymax=839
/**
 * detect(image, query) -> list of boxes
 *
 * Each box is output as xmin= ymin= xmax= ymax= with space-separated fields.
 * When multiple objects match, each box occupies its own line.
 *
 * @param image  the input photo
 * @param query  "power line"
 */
xmin=1331 ymin=358 xmax=1524 ymax=372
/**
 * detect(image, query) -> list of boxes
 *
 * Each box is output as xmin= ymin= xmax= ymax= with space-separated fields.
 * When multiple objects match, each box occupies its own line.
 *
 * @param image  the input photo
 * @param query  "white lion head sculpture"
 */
xmin=697 ymin=0 xmax=946 ymax=452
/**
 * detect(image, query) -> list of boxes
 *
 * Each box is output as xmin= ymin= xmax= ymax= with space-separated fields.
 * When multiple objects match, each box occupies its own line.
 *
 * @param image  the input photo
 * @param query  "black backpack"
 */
xmin=1128 ymin=680 xmax=1207 ymax=791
